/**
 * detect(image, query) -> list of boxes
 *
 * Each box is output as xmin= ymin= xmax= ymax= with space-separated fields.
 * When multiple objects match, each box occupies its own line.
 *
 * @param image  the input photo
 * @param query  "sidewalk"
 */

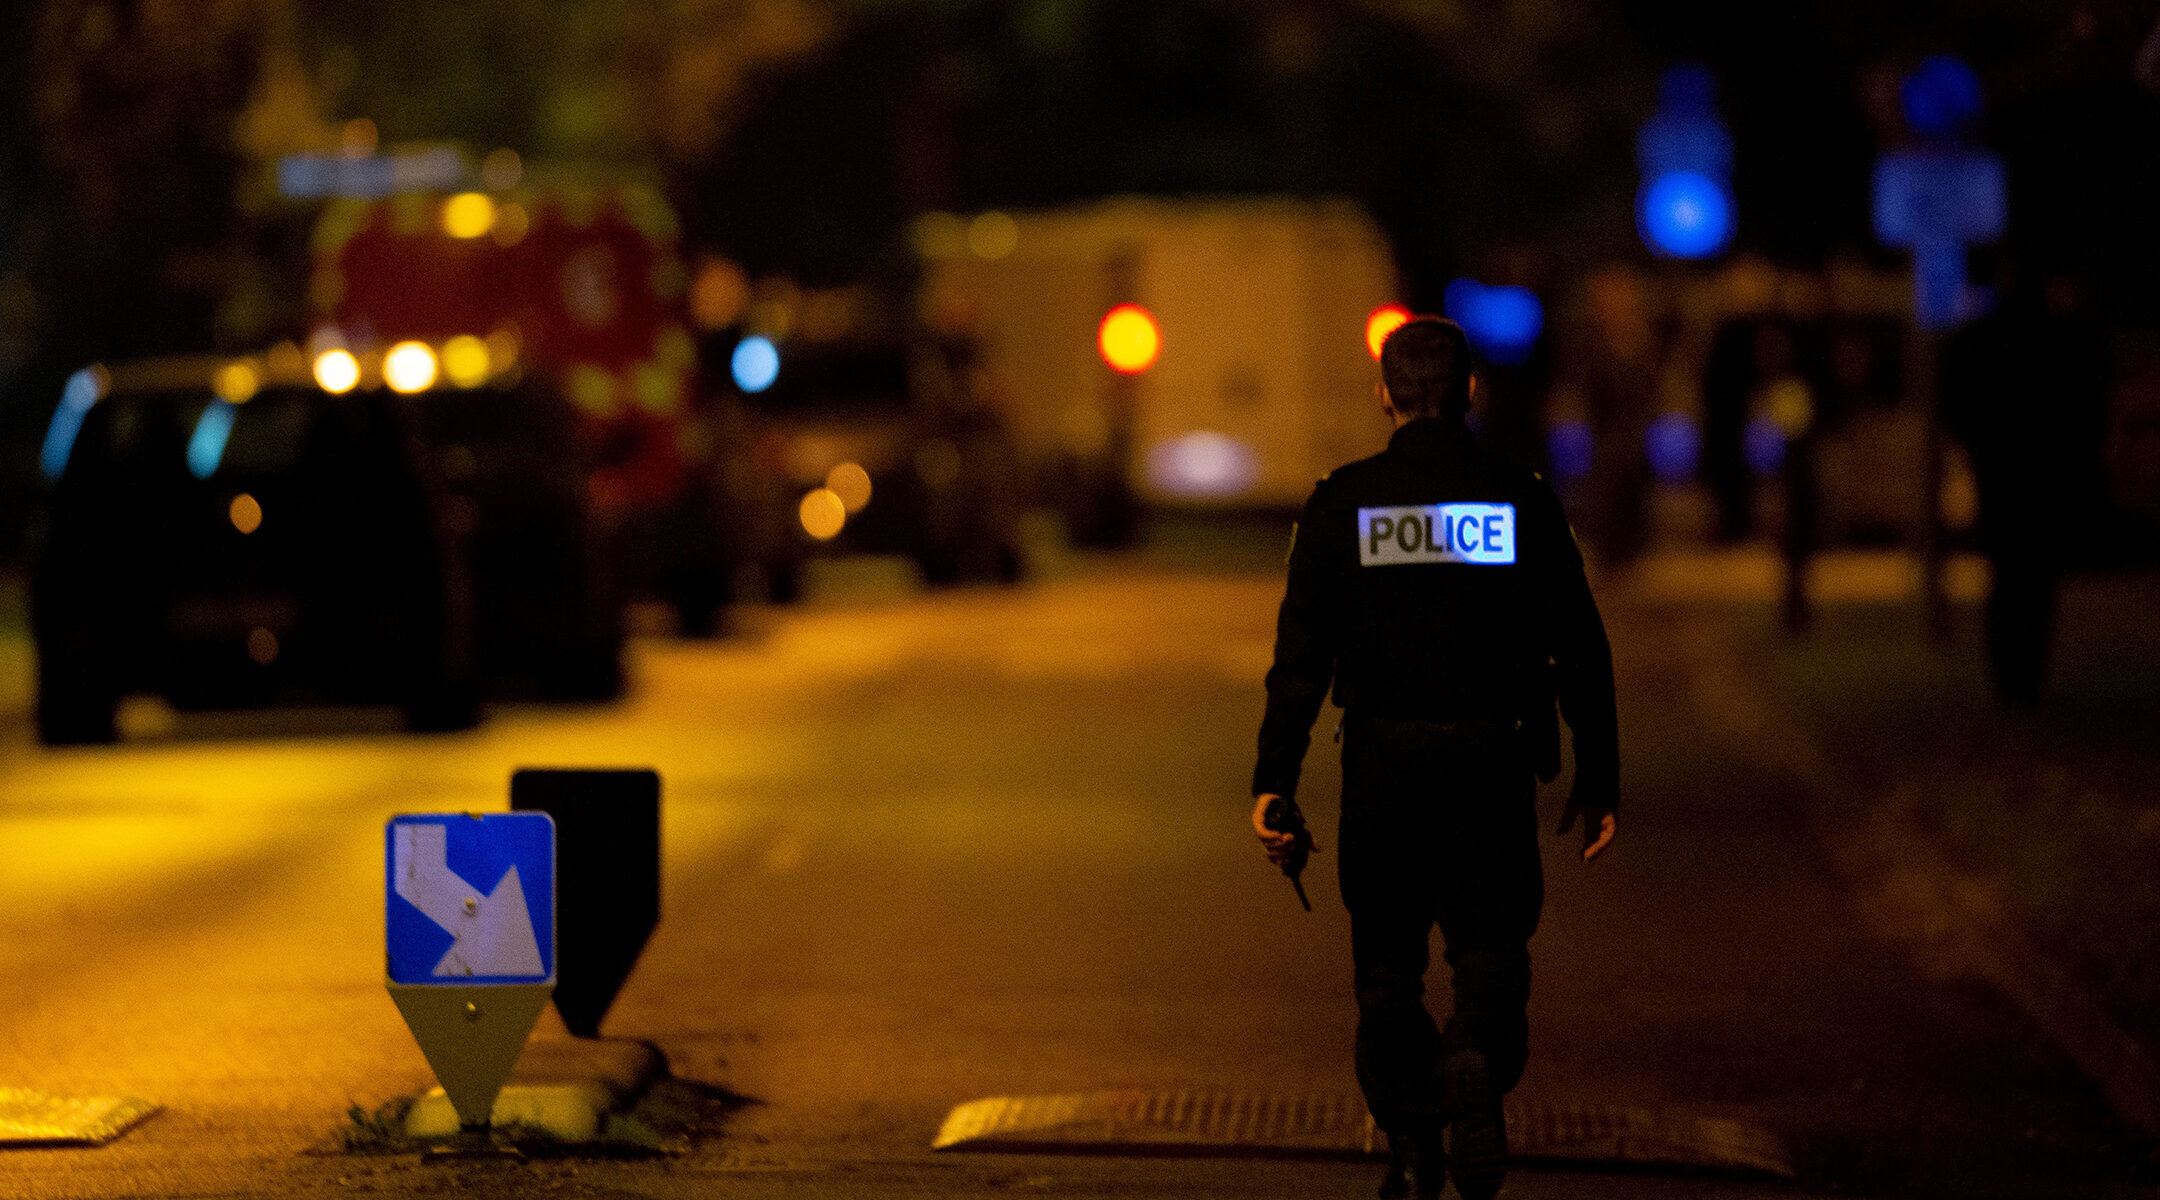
xmin=1712 ymin=563 xmax=2160 ymax=1067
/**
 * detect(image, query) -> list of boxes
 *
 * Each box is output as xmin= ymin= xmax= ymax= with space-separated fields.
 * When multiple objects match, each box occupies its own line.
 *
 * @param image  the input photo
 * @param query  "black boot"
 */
xmin=1443 ymin=1047 xmax=1507 ymax=1200
xmin=1378 ymin=1127 xmax=1442 ymax=1200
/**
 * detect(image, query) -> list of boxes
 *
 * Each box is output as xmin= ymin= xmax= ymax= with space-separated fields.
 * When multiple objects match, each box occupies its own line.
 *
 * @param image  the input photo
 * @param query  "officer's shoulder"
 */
xmin=1319 ymin=451 xmax=1391 ymax=488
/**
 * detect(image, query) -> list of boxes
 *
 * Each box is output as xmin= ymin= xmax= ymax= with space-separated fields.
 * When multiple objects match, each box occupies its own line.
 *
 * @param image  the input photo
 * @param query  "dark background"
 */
xmin=3 ymin=0 xmax=2157 ymax=559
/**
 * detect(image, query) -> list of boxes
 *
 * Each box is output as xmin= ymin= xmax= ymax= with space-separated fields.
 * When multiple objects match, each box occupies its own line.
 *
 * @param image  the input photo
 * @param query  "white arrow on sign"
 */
xmin=393 ymin=822 xmax=546 ymax=979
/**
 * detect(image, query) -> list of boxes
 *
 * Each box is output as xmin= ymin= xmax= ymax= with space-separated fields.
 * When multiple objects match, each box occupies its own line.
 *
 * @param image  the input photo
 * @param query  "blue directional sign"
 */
xmin=1873 ymin=149 xmax=2006 ymax=331
xmin=386 ymin=813 xmax=555 ymax=986
xmin=1872 ymin=150 xmax=2005 ymax=249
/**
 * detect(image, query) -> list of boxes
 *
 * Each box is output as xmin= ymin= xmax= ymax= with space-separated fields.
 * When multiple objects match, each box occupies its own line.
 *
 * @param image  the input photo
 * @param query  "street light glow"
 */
xmin=1366 ymin=305 xmax=1411 ymax=360
xmin=383 ymin=341 xmax=439 ymax=394
xmin=441 ymin=192 xmax=497 ymax=239
xmin=799 ymin=488 xmax=846 ymax=540
xmin=313 ymin=349 xmax=361 ymax=394
xmin=1098 ymin=305 xmax=1160 ymax=374
xmin=441 ymin=335 xmax=491 ymax=388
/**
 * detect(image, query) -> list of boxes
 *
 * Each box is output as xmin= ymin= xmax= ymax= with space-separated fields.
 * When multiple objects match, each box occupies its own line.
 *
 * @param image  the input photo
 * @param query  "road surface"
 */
xmin=0 ymin=550 xmax=2149 ymax=1198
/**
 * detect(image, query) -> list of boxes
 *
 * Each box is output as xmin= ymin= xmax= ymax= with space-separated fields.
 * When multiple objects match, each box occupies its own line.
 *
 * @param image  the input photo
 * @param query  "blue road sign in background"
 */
xmin=386 ymin=813 xmax=555 ymax=986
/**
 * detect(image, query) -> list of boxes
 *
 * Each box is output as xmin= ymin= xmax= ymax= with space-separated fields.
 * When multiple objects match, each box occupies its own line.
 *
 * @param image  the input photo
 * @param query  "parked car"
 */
xmin=31 ymin=344 xmax=618 ymax=745
xmin=704 ymin=332 xmax=1024 ymax=597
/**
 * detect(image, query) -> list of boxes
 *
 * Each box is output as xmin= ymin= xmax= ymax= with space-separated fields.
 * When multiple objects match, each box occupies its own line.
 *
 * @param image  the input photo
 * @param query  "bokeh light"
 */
xmin=732 ymin=335 xmax=781 ymax=393
xmin=1547 ymin=419 xmax=1594 ymax=482
xmin=1637 ymin=171 xmax=1733 ymax=259
xmin=799 ymin=488 xmax=846 ymax=540
xmin=39 ymin=366 xmax=109 ymax=479
xmin=213 ymin=360 xmax=260 ymax=404
xmin=441 ymin=335 xmax=491 ymax=388
xmin=1366 ymin=305 xmax=1411 ymax=360
xmin=187 ymin=401 xmax=236 ymax=479
xmin=313 ymin=349 xmax=360 ymax=394
xmin=1098 ymin=304 xmax=1160 ymax=374
xmin=1901 ymin=55 xmax=1984 ymax=140
xmin=1644 ymin=411 xmax=1702 ymax=482
xmin=229 ymin=492 xmax=263 ymax=535
xmin=383 ymin=341 xmax=439 ymax=393
xmin=968 ymin=212 xmax=1020 ymax=260
xmin=1744 ymin=415 xmax=1787 ymax=476
xmin=1444 ymin=280 xmax=1544 ymax=366
xmin=441 ymin=192 xmax=497 ymax=239
xmin=826 ymin=462 xmax=873 ymax=513
xmin=1146 ymin=431 xmax=1260 ymax=499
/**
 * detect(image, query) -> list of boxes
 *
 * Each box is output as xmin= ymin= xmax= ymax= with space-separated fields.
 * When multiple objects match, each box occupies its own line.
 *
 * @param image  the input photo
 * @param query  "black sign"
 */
xmin=510 ymin=768 xmax=660 ymax=1038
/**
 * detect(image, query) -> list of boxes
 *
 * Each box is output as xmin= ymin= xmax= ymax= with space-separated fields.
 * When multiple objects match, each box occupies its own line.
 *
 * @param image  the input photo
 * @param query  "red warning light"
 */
xmin=1366 ymin=305 xmax=1411 ymax=361
xmin=1099 ymin=304 xmax=1161 ymax=374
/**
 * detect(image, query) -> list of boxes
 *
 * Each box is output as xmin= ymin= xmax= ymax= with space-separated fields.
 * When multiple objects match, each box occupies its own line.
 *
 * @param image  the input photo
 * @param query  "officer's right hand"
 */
xmin=1252 ymin=794 xmax=1299 ymax=866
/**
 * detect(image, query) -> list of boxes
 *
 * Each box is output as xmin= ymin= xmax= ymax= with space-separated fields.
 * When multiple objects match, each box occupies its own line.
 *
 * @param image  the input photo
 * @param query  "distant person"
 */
xmin=1942 ymin=267 xmax=2111 ymax=703
xmin=1251 ymin=318 xmax=1620 ymax=1200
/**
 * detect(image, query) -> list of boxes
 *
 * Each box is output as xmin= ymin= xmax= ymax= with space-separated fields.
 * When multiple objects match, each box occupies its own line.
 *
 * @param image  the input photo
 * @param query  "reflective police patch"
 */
xmin=1357 ymin=503 xmax=1516 ymax=566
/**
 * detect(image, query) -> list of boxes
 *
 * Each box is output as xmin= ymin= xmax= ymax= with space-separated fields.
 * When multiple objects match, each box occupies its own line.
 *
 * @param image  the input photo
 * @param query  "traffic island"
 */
xmin=335 ymin=1039 xmax=751 ymax=1158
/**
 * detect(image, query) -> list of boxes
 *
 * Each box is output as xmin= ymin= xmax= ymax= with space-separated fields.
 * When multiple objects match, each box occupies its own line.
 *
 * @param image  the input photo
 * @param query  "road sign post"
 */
xmin=385 ymin=812 xmax=556 ymax=1133
xmin=510 ymin=768 xmax=661 ymax=1039
xmin=1872 ymin=146 xmax=2006 ymax=641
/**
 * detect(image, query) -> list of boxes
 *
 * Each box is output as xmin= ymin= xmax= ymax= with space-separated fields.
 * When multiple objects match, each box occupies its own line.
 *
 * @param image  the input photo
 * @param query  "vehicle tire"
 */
xmin=35 ymin=655 xmax=117 ymax=746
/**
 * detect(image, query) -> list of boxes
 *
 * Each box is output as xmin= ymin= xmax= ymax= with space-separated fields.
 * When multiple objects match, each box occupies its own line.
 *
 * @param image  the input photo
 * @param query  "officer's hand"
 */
xmin=1558 ymin=805 xmax=1617 ymax=863
xmin=1252 ymin=794 xmax=1299 ymax=866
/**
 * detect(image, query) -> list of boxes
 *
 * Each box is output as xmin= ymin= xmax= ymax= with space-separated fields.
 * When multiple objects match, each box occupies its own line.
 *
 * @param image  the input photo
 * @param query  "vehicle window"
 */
xmin=221 ymin=388 xmax=319 ymax=474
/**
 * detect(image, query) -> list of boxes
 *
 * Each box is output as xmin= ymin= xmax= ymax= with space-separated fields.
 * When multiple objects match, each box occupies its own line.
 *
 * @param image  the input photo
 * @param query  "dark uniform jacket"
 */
xmin=1253 ymin=416 xmax=1620 ymax=812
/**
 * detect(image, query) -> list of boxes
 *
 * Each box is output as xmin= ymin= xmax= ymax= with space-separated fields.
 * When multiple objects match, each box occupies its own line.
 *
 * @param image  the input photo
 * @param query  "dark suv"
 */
xmin=31 ymin=350 xmax=618 ymax=744
xmin=704 ymin=335 xmax=1024 ymax=599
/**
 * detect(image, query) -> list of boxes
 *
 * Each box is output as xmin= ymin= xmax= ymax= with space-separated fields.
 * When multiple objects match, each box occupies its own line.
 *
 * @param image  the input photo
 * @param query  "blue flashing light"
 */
xmin=731 ymin=335 xmax=780 ymax=394
xmin=1638 ymin=171 xmax=1734 ymax=259
xmin=1901 ymin=55 xmax=1983 ymax=141
xmin=1743 ymin=415 xmax=1786 ymax=477
xmin=1644 ymin=411 xmax=1702 ymax=482
xmin=1443 ymin=278 xmax=1544 ymax=367
xmin=187 ymin=400 xmax=237 ymax=480
xmin=1547 ymin=420 xmax=1593 ymax=482
xmin=39 ymin=368 xmax=105 ymax=480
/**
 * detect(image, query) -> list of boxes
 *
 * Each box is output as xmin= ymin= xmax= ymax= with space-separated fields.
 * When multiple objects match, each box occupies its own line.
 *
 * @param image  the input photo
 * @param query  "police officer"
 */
xmin=1251 ymin=317 xmax=1619 ymax=1200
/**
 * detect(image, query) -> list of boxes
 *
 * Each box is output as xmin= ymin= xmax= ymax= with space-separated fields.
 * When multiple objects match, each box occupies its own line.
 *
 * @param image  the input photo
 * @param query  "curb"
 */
xmin=404 ymin=1037 xmax=667 ymax=1142
xmin=1678 ymin=618 xmax=2160 ymax=1137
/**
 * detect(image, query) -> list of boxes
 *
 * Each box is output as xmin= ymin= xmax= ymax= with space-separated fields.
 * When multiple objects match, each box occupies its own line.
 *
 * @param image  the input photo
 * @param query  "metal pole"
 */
xmin=1914 ymin=325 xmax=1950 ymax=642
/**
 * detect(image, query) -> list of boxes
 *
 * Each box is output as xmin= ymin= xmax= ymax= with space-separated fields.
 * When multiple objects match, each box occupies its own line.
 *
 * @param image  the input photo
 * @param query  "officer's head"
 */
xmin=1379 ymin=317 xmax=1474 ymax=422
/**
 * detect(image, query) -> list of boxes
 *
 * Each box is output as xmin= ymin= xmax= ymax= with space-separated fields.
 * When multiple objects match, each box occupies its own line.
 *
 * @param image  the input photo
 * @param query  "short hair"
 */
xmin=1380 ymin=317 xmax=1473 ymax=419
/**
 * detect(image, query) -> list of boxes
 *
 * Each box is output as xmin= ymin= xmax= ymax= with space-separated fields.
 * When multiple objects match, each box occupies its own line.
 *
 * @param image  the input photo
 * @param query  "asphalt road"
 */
xmin=0 ymin=550 xmax=2152 ymax=1199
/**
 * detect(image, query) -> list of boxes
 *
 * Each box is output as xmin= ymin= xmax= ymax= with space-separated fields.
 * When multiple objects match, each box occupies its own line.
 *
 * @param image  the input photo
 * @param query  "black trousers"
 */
xmin=1338 ymin=715 xmax=1543 ymax=1135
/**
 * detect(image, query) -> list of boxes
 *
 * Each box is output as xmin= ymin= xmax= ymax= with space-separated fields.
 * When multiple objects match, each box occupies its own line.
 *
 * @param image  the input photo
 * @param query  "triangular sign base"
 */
xmin=388 ymin=982 xmax=553 ymax=1129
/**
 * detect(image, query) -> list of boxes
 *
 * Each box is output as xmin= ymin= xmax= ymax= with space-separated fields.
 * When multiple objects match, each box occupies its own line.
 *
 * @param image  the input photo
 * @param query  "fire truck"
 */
xmin=311 ymin=183 xmax=721 ymax=658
